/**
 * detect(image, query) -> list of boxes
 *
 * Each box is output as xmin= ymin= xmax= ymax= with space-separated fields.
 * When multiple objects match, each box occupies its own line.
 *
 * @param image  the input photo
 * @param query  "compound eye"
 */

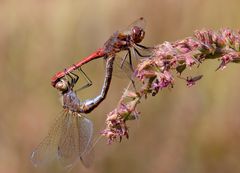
xmin=55 ymin=79 xmax=69 ymax=92
xmin=132 ymin=26 xmax=145 ymax=43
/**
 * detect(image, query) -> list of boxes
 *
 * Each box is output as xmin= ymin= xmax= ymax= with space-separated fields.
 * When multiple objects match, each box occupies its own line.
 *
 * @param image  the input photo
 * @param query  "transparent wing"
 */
xmin=119 ymin=17 xmax=146 ymax=35
xmin=112 ymin=52 xmax=135 ymax=79
xmin=57 ymin=113 xmax=94 ymax=168
xmin=101 ymin=52 xmax=135 ymax=81
xmin=80 ymin=140 xmax=94 ymax=168
xmin=78 ymin=117 xmax=94 ymax=168
xmin=57 ymin=112 xmax=80 ymax=167
xmin=31 ymin=110 xmax=94 ymax=169
xmin=31 ymin=110 xmax=68 ymax=167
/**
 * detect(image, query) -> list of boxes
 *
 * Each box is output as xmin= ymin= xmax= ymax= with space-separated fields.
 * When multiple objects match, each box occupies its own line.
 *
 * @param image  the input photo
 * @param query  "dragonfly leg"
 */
xmin=120 ymin=49 xmax=134 ymax=71
xmin=69 ymin=71 xmax=79 ymax=85
xmin=120 ymin=49 xmax=136 ymax=90
xmin=75 ymin=67 xmax=93 ymax=92
xmin=120 ymin=49 xmax=134 ymax=72
xmin=135 ymin=43 xmax=154 ymax=50
xmin=133 ymin=43 xmax=153 ymax=58
xmin=120 ymin=51 xmax=129 ymax=69
xmin=127 ymin=48 xmax=134 ymax=71
xmin=133 ymin=47 xmax=150 ymax=58
xmin=64 ymin=68 xmax=79 ymax=88
xmin=64 ymin=69 xmax=73 ymax=87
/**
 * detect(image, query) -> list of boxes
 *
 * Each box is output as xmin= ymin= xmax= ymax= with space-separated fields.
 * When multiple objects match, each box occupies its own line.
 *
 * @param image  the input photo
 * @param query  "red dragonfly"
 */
xmin=31 ymin=57 xmax=114 ymax=168
xmin=51 ymin=17 xmax=149 ymax=88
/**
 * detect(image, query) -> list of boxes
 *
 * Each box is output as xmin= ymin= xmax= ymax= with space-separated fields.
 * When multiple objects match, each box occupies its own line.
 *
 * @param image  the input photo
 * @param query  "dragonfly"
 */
xmin=51 ymin=17 xmax=150 ymax=88
xmin=31 ymin=57 xmax=114 ymax=168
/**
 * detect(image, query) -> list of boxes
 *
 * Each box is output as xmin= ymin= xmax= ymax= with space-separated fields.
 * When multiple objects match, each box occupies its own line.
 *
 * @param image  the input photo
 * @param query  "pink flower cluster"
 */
xmin=102 ymin=89 xmax=140 ymax=143
xmin=103 ymin=29 xmax=240 ymax=143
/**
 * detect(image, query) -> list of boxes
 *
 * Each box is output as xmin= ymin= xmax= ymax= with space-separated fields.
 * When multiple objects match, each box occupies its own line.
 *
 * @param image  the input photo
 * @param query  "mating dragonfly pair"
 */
xmin=31 ymin=17 xmax=151 ymax=168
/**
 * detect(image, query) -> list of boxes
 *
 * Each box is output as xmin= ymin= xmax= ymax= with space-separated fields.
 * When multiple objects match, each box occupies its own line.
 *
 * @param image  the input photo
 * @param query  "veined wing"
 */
xmin=109 ymin=52 xmax=135 ymax=80
xmin=119 ymin=17 xmax=146 ymax=35
xmin=57 ymin=112 xmax=93 ymax=168
xmin=107 ymin=49 xmax=148 ymax=79
xmin=78 ymin=116 xmax=94 ymax=168
xmin=31 ymin=110 xmax=94 ymax=169
xmin=31 ymin=110 xmax=68 ymax=167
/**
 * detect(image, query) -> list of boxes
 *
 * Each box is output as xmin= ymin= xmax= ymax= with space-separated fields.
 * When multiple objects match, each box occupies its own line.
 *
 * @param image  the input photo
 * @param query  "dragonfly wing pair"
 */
xmin=31 ymin=110 xmax=93 ymax=168
xmin=119 ymin=17 xmax=146 ymax=36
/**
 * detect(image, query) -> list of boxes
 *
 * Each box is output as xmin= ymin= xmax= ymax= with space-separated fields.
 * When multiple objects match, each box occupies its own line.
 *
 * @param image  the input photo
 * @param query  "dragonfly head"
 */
xmin=55 ymin=78 xmax=69 ymax=93
xmin=131 ymin=26 xmax=145 ymax=44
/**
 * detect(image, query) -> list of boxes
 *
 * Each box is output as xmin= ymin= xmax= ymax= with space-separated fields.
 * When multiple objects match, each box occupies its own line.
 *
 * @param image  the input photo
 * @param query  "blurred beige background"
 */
xmin=1 ymin=0 xmax=240 ymax=173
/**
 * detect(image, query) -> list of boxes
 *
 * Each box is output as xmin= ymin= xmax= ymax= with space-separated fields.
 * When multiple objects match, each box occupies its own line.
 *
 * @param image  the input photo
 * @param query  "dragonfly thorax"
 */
xmin=103 ymin=31 xmax=132 ymax=55
xmin=62 ymin=90 xmax=81 ymax=112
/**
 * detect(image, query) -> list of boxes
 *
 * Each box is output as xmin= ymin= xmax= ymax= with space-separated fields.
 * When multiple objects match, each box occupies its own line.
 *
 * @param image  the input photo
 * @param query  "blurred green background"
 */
xmin=1 ymin=0 xmax=240 ymax=173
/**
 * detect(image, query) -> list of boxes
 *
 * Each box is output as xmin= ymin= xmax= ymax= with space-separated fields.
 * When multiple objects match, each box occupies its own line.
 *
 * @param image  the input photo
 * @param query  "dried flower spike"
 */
xmin=103 ymin=28 xmax=240 ymax=143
